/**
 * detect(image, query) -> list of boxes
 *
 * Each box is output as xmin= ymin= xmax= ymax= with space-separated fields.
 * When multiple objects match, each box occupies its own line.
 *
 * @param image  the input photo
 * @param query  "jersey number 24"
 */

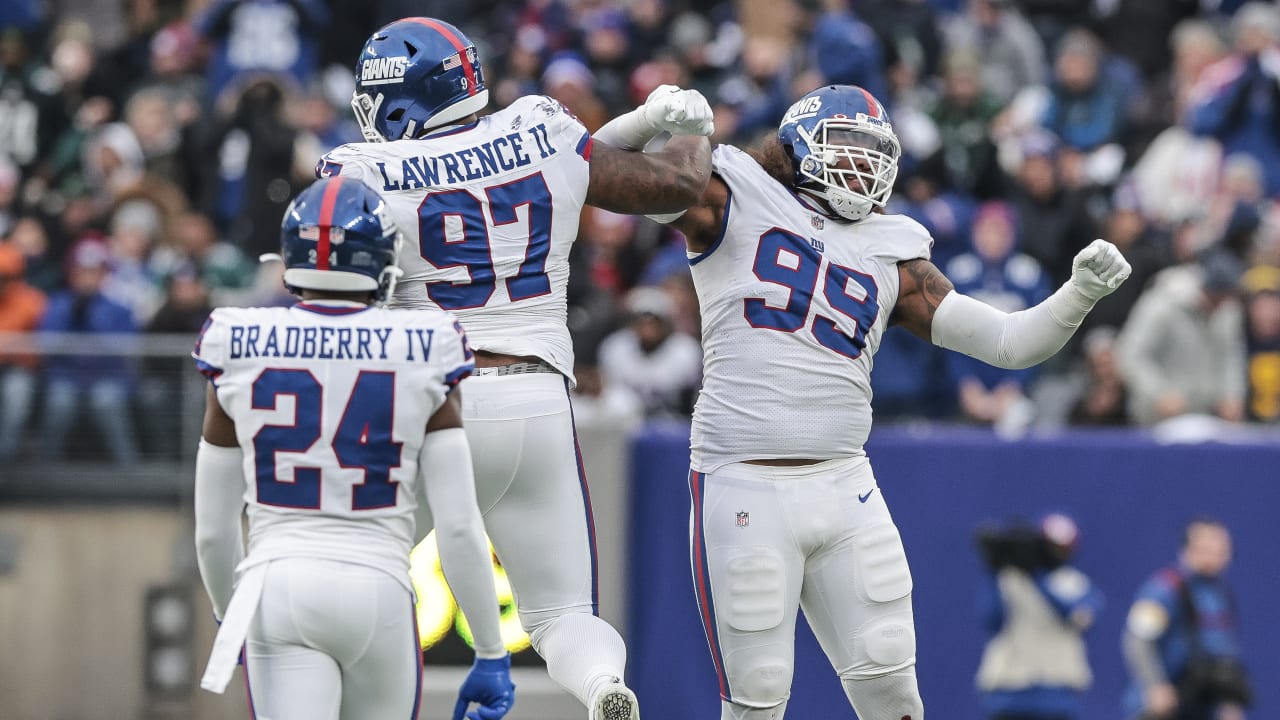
xmin=744 ymin=229 xmax=880 ymax=359
xmin=252 ymin=368 xmax=403 ymax=510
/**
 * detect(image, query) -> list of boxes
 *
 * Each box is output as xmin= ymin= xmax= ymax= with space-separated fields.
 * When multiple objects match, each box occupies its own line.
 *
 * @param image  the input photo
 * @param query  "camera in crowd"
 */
xmin=976 ymin=513 xmax=1080 ymax=572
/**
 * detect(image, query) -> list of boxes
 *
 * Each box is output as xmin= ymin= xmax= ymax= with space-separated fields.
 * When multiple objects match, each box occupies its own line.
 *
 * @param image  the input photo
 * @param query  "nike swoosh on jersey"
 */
xmin=858 ymin=489 xmax=876 ymax=503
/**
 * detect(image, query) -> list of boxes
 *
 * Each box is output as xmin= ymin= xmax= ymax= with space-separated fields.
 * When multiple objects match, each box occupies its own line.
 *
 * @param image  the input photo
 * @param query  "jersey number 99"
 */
xmin=744 ymin=229 xmax=879 ymax=359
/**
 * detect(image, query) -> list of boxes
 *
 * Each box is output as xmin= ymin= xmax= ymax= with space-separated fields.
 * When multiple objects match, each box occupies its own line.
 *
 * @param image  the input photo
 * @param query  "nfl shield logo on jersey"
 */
xmin=736 ymin=511 xmax=750 ymax=528
xmin=810 ymin=215 xmax=824 ymax=231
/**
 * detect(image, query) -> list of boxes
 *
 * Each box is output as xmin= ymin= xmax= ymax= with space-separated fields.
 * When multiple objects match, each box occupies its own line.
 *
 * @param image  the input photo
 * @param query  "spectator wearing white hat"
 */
xmin=598 ymin=286 xmax=702 ymax=419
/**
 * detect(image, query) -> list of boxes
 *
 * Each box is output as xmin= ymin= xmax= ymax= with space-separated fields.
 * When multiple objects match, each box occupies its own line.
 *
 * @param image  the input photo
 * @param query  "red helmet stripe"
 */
xmin=402 ymin=18 xmax=478 ymax=97
xmin=858 ymin=87 xmax=880 ymax=118
xmin=316 ymin=177 xmax=345 ymax=271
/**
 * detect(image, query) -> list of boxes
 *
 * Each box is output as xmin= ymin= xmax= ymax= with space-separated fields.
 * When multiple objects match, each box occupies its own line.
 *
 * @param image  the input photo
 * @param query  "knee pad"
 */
xmin=722 ymin=698 xmax=789 ymax=720
xmin=722 ymin=546 xmax=787 ymax=632
xmin=856 ymin=523 xmax=913 ymax=603
xmin=725 ymin=652 xmax=793 ymax=708
xmin=859 ymin=612 xmax=916 ymax=669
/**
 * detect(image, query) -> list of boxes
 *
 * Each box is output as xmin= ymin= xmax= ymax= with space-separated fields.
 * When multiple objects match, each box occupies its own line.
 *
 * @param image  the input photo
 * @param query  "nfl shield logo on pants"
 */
xmin=735 ymin=511 xmax=750 ymax=528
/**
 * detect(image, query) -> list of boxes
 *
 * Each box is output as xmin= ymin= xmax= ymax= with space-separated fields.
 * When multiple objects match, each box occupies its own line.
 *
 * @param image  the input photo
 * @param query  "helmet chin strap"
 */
xmin=824 ymin=187 xmax=874 ymax=222
xmin=797 ymin=186 xmax=873 ymax=222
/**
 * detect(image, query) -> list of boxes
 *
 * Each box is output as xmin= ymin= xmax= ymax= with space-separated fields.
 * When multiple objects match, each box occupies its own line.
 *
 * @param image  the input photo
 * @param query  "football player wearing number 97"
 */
xmin=316 ymin=16 xmax=715 ymax=720
xmin=192 ymin=178 xmax=514 ymax=720
xmin=662 ymin=85 xmax=1133 ymax=720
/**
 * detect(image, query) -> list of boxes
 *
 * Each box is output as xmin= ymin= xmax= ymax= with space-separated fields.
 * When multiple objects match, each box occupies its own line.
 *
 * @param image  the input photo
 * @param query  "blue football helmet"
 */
xmin=351 ymin=17 xmax=489 ymax=142
xmin=778 ymin=85 xmax=901 ymax=222
xmin=276 ymin=178 xmax=403 ymax=301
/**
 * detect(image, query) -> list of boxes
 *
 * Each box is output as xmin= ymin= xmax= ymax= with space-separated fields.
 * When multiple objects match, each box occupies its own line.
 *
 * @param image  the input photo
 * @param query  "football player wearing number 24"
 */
xmin=317 ymin=16 xmax=715 ymax=720
xmin=663 ymin=85 xmax=1131 ymax=720
xmin=192 ymin=177 xmax=513 ymax=720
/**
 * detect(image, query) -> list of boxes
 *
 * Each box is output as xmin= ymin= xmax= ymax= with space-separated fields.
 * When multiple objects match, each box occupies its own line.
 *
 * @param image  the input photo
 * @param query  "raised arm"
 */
xmin=586 ymin=84 xmax=714 ymax=216
xmin=585 ymin=136 xmax=712 ymax=216
xmin=894 ymin=240 xmax=1131 ymax=369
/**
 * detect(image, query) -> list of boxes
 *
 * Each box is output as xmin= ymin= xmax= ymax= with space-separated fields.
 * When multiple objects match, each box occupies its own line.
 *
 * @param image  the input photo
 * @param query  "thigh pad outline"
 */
xmin=855 ymin=523 xmax=913 ymax=603
xmin=722 ymin=546 xmax=788 ymax=633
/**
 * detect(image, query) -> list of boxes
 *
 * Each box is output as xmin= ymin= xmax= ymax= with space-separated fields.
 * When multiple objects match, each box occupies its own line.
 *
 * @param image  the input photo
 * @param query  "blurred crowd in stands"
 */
xmin=1 ymin=0 xmax=1279 ymax=462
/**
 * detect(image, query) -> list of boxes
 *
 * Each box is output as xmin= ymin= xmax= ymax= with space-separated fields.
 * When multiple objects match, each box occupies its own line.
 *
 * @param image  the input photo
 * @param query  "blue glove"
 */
xmin=452 ymin=654 xmax=515 ymax=720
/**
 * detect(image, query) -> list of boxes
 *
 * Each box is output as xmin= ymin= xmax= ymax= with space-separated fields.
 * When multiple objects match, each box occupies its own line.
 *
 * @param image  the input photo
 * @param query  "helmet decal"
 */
xmin=778 ymin=85 xmax=901 ymax=222
xmin=276 ymin=178 xmax=404 ymax=303
xmin=351 ymin=17 xmax=489 ymax=142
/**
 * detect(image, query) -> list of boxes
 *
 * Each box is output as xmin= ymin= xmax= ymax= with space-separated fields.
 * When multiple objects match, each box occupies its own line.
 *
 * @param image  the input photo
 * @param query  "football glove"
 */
xmin=1069 ymin=239 xmax=1131 ymax=303
xmin=452 ymin=654 xmax=515 ymax=720
xmin=641 ymin=84 xmax=715 ymax=137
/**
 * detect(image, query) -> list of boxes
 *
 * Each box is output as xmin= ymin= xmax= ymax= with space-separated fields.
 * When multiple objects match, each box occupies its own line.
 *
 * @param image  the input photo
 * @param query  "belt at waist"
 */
xmin=471 ymin=360 xmax=559 ymax=377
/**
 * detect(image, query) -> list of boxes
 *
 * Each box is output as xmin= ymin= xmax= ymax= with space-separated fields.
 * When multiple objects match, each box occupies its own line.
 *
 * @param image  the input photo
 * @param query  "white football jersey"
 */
xmin=689 ymin=146 xmax=933 ymax=473
xmin=192 ymin=301 xmax=474 ymax=587
xmin=317 ymin=95 xmax=593 ymax=381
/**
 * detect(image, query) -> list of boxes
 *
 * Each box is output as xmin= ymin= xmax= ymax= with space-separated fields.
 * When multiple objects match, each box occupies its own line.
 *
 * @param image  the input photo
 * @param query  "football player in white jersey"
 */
xmin=192 ymin=177 xmax=515 ymax=720
xmin=659 ymin=85 xmax=1132 ymax=720
xmin=315 ymin=17 xmax=714 ymax=720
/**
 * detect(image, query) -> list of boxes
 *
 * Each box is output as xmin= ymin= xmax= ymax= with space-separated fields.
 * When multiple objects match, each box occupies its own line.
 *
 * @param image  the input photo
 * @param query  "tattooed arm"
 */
xmin=895 ymin=240 xmax=1131 ymax=369
xmin=892 ymin=258 xmax=955 ymax=340
xmin=585 ymin=135 xmax=712 ymax=216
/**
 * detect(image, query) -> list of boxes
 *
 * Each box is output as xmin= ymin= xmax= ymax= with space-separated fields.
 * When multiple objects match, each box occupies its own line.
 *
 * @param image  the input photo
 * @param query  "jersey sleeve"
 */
xmin=865 ymin=214 xmax=934 ymax=264
xmin=525 ymin=94 xmax=593 ymax=162
xmin=315 ymin=143 xmax=369 ymax=182
xmin=192 ymin=309 xmax=230 ymax=385
xmin=709 ymin=144 xmax=756 ymax=184
xmin=440 ymin=318 xmax=476 ymax=390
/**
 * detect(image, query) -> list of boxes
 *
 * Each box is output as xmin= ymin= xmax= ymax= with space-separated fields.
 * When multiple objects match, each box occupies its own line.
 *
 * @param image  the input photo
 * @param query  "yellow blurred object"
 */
xmin=409 ymin=531 xmax=532 ymax=653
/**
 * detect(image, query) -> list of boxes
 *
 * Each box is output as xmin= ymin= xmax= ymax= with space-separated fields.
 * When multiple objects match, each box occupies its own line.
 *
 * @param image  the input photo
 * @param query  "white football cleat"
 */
xmin=591 ymin=680 xmax=640 ymax=720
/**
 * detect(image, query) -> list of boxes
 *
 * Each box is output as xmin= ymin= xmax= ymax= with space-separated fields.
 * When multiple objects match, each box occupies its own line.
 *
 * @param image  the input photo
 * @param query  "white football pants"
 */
xmin=689 ymin=456 xmax=923 ymax=720
xmin=244 ymin=558 xmax=421 ymax=720
xmin=457 ymin=372 xmax=627 ymax=706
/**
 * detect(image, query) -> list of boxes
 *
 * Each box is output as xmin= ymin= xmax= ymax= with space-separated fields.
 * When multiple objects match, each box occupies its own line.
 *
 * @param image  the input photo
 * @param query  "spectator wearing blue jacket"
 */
xmin=1186 ymin=3 xmax=1280 ymax=197
xmin=946 ymin=201 xmax=1051 ymax=428
xmin=1123 ymin=519 xmax=1250 ymax=720
xmin=806 ymin=0 xmax=889 ymax=102
xmin=37 ymin=240 xmax=139 ymax=463
xmin=195 ymin=0 xmax=328 ymax=102
xmin=1041 ymin=29 xmax=1131 ymax=152
xmin=976 ymin=513 xmax=1104 ymax=720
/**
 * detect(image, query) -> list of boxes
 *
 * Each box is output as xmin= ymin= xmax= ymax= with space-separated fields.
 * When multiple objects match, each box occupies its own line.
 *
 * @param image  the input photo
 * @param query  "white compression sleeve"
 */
xmin=930 ymin=281 xmax=1097 ymax=370
xmin=418 ymin=427 xmax=506 ymax=659
xmin=593 ymin=106 xmax=660 ymax=150
xmin=194 ymin=439 xmax=246 ymax=621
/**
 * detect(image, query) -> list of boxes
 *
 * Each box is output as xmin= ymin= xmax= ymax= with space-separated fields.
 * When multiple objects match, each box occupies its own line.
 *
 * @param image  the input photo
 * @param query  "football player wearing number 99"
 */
xmin=316 ymin=16 xmax=714 ymax=720
xmin=663 ymin=85 xmax=1132 ymax=720
xmin=192 ymin=177 xmax=514 ymax=720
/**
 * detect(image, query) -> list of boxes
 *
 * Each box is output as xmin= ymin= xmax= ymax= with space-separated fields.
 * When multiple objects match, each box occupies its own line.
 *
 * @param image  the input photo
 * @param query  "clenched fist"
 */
xmin=1069 ymin=239 xmax=1131 ymax=302
xmin=641 ymin=84 xmax=715 ymax=137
